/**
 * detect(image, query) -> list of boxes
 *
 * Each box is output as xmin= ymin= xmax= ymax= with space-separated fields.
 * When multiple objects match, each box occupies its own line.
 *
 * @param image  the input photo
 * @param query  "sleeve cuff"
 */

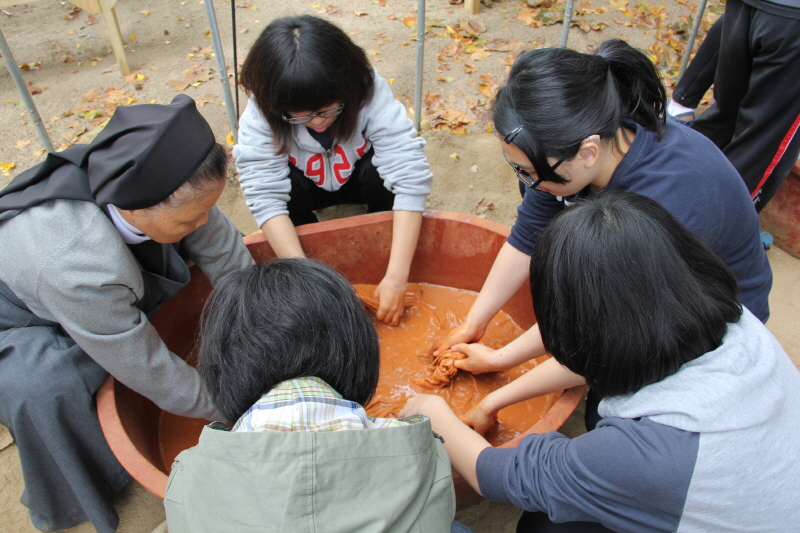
xmin=392 ymin=193 xmax=428 ymax=212
xmin=476 ymin=446 xmax=518 ymax=502
xmin=505 ymin=230 xmax=534 ymax=256
xmin=253 ymin=206 xmax=290 ymax=230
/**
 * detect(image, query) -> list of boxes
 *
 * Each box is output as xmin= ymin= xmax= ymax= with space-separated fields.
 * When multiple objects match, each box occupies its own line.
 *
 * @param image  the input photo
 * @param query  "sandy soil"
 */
xmin=1 ymin=0 xmax=798 ymax=532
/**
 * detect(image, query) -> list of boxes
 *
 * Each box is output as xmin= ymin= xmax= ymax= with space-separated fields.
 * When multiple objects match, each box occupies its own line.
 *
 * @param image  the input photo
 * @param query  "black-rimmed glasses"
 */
xmin=503 ymin=151 xmax=565 ymax=191
xmin=283 ymin=104 xmax=345 ymax=125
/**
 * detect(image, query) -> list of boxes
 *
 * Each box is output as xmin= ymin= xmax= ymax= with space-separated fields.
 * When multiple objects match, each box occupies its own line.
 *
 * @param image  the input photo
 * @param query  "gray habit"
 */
xmin=0 ymin=240 xmax=190 ymax=532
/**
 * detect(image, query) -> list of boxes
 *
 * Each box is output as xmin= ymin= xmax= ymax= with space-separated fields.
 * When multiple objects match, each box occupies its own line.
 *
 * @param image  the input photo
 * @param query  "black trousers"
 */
xmin=286 ymin=148 xmax=395 ymax=226
xmin=692 ymin=0 xmax=800 ymax=211
xmin=672 ymin=16 xmax=723 ymax=109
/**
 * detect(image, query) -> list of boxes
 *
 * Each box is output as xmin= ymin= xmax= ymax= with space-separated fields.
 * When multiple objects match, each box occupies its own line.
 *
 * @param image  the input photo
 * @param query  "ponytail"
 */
xmin=597 ymin=39 xmax=666 ymax=137
xmin=492 ymin=39 xmax=667 ymax=182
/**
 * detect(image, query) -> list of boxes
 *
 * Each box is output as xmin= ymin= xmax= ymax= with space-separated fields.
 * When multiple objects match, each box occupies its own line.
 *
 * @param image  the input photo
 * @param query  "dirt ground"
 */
xmin=1 ymin=0 xmax=798 ymax=531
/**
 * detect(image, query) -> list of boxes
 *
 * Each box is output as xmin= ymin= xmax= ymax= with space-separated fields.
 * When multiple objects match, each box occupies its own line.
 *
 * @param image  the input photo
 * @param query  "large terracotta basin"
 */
xmin=97 ymin=210 xmax=585 ymax=508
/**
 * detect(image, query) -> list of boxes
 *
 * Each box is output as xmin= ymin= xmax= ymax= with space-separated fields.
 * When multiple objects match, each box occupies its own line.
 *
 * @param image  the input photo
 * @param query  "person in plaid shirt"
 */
xmin=164 ymin=259 xmax=465 ymax=533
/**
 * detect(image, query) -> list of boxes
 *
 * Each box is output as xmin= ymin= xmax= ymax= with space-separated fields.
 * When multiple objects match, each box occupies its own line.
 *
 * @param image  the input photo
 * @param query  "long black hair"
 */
xmin=493 ymin=39 xmax=667 ymax=184
xmin=198 ymin=258 xmax=380 ymax=423
xmin=530 ymin=192 xmax=741 ymax=398
xmin=240 ymin=15 xmax=375 ymax=154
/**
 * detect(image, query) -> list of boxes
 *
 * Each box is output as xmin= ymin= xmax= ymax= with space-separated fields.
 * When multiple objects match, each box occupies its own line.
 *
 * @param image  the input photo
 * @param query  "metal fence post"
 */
xmin=0 ymin=26 xmax=54 ymax=153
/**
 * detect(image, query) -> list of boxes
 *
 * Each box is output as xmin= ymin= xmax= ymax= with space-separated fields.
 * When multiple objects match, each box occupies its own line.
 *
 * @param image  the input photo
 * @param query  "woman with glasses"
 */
xmin=404 ymin=192 xmax=800 ymax=533
xmin=234 ymin=15 xmax=432 ymax=325
xmin=437 ymin=39 xmax=772 ymax=435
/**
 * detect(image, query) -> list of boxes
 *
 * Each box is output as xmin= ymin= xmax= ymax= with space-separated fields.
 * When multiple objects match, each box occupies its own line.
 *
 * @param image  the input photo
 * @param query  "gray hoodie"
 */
xmin=477 ymin=309 xmax=800 ymax=532
xmin=234 ymin=70 xmax=432 ymax=228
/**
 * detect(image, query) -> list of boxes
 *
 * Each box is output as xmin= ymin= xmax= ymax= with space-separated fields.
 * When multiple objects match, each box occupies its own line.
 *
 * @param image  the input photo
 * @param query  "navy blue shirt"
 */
xmin=507 ymin=121 xmax=772 ymax=321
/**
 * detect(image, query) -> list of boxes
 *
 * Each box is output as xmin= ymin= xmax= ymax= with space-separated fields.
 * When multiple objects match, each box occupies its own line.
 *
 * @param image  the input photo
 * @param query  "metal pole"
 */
xmin=677 ymin=0 xmax=708 ymax=82
xmin=559 ymin=0 xmax=575 ymax=48
xmin=413 ymin=0 xmax=426 ymax=132
xmin=0 ymin=27 xmax=54 ymax=153
xmin=203 ymin=0 xmax=239 ymax=143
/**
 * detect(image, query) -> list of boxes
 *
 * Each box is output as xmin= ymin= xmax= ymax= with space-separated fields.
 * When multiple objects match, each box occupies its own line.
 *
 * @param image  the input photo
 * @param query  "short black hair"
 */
xmin=529 ymin=191 xmax=741 ymax=398
xmin=198 ymin=258 xmax=380 ymax=423
xmin=240 ymin=15 xmax=375 ymax=154
xmin=493 ymin=39 xmax=666 ymax=185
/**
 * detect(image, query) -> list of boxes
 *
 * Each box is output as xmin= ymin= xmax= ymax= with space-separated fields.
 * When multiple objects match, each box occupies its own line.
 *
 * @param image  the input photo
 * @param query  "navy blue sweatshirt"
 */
xmin=507 ymin=122 xmax=772 ymax=321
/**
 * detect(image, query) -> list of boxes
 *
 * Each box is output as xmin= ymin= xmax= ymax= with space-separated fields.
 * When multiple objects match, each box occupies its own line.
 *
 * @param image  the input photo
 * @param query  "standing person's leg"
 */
xmin=691 ymin=0 xmax=752 ymax=150
xmin=723 ymin=9 xmax=800 ymax=210
xmin=693 ymin=0 xmax=800 ymax=211
xmin=671 ymin=16 xmax=724 ymax=110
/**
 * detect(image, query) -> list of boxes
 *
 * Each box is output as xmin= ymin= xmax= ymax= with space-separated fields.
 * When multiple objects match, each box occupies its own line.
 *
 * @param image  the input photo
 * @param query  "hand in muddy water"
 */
xmin=459 ymin=400 xmax=498 ymax=437
xmin=451 ymin=343 xmax=501 ymax=374
xmin=353 ymin=283 xmax=415 ymax=326
xmin=435 ymin=319 xmax=487 ymax=355
xmin=374 ymin=278 xmax=408 ymax=325
xmin=399 ymin=393 xmax=451 ymax=419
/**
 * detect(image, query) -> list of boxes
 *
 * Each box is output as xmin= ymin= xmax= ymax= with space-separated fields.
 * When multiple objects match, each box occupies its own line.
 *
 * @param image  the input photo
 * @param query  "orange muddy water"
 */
xmin=157 ymin=283 xmax=555 ymax=470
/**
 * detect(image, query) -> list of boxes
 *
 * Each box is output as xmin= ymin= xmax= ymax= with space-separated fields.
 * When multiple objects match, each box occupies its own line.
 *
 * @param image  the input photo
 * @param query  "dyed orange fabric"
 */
xmin=415 ymin=350 xmax=467 ymax=389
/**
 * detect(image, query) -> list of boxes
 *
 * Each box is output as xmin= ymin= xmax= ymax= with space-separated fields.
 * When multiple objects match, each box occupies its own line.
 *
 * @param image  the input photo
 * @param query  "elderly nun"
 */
xmin=0 ymin=95 xmax=254 ymax=532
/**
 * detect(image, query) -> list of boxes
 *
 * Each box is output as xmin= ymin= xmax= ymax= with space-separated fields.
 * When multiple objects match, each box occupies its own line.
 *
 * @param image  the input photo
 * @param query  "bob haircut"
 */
xmin=240 ymin=15 xmax=375 ymax=155
xmin=493 ymin=39 xmax=666 ymax=185
xmin=152 ymin=143 xmax=227 ymax=210
xmin=529 ymin=191 xmax=742 ymax=398
xmin=198 ymin=258 xmax=380 ymax=423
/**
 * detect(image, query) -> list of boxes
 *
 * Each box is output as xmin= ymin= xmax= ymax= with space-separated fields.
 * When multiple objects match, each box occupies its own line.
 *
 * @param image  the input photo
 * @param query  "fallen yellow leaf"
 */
xmin=387 ymin=78 xmax=395 ymax=84
xmin=1 ymin=162 xmax=16 ymax=176
xmin=129 ymin=34 xmax=136 ymax=40
xmin=226 ymin=133 xmax=234 ymax=145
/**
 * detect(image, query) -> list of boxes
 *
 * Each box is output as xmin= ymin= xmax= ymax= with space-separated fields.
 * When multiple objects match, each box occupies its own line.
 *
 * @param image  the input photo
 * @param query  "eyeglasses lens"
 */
xmin=285 ymin=105 xmax=345 ymax=124
xmin=503 ymin=151 xmax=541 ymax=190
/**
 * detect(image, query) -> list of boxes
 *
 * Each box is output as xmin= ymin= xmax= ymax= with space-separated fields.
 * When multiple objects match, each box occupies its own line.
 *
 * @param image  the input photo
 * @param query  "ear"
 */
xmin=576 ymin=134 xmax=602 ymax=169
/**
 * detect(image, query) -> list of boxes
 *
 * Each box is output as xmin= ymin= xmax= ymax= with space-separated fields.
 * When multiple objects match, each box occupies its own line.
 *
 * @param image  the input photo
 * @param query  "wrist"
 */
xmin=478 ymin=394 xmax=503 ymax=417
xmin=381 ymin=268 xmax=409 ymax=286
